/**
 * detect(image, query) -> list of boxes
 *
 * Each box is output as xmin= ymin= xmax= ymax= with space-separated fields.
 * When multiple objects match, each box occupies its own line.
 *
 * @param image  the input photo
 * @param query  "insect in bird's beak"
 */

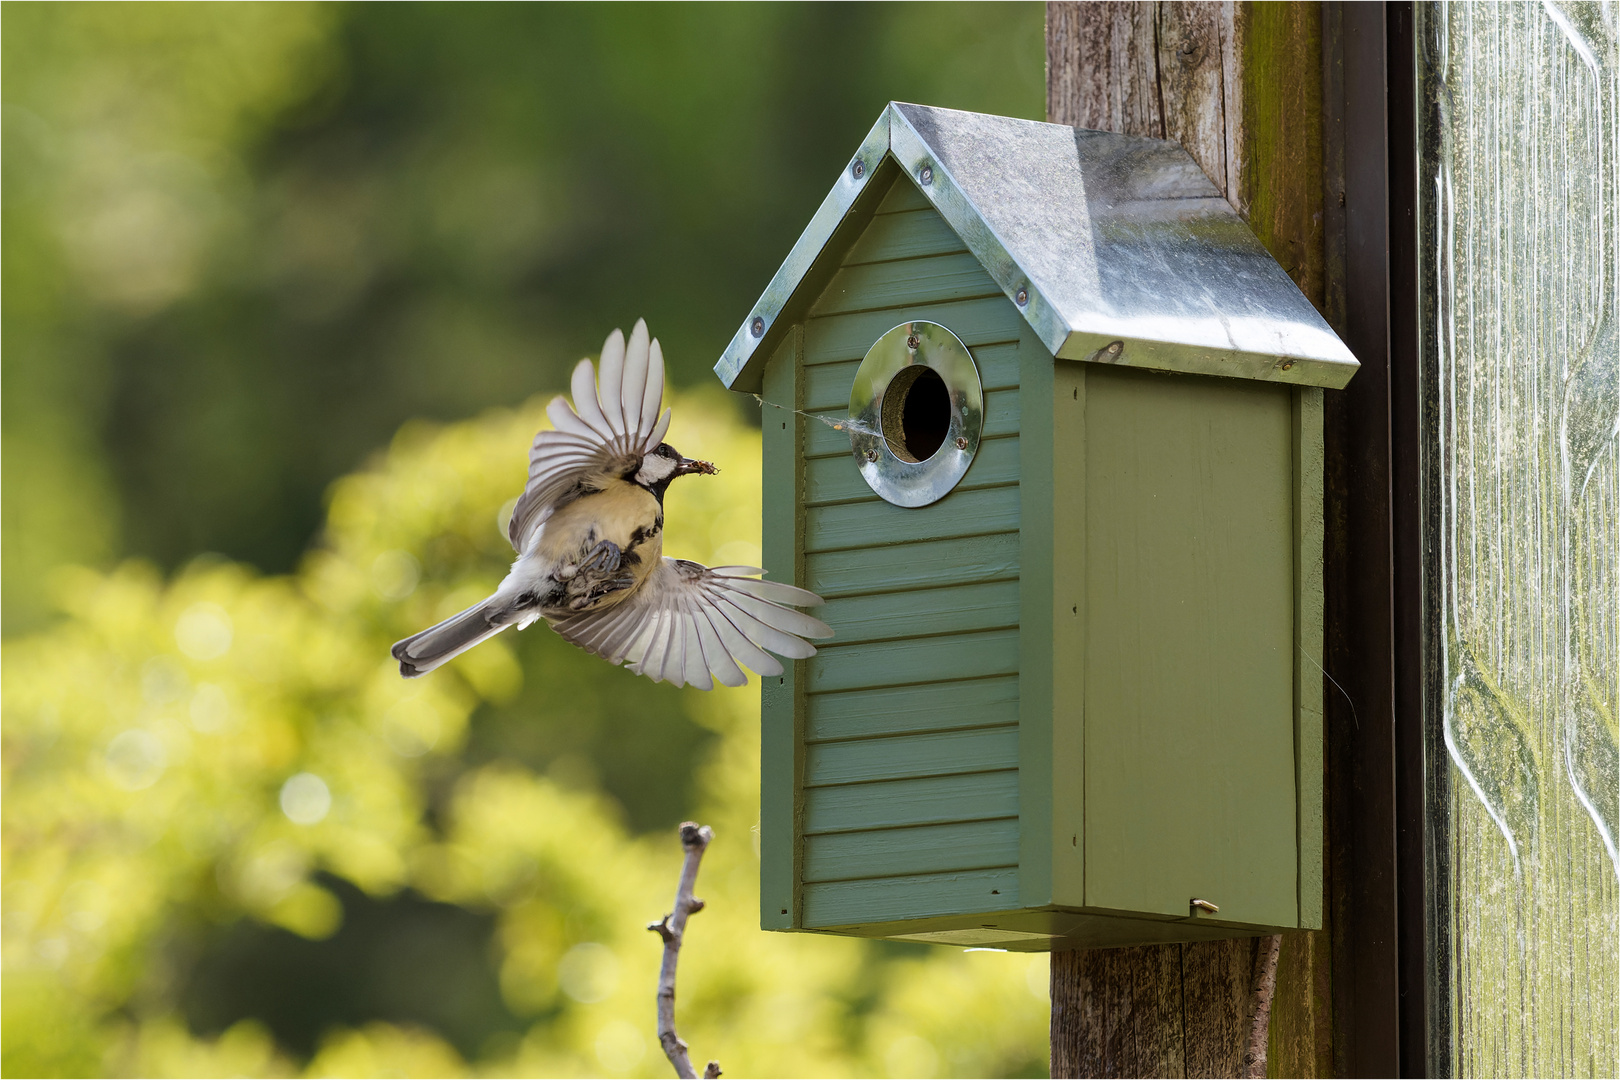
xmin=679 ymin=457 xmax=718 ymax=477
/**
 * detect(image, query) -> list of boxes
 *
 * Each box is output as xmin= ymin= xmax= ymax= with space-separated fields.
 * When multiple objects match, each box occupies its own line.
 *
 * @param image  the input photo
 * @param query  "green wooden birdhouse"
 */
xmin=714 ymin=103 xmax=1358 ymax=950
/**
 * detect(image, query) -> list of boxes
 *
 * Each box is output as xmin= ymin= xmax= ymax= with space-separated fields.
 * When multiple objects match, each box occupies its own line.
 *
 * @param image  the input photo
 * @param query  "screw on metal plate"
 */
xmin=851 ymin=159 xmax=865 ymax=180
xmin=864 ymin=448 xmax=879 ymax=463
xmin=906 ymin=334 xmax=920 ymax=351
xmin=750 ymin=316 xmax=765 ymax=338
xmin=919 ymin=164 xmax=934 ymax=185
xmin=1015 ymin=286 xmax=1028 ymax=307
xmin=955 ymin=436 xmax=968 ymax=450
xmin=1190 ymin=898 xmax=1219 ymax=914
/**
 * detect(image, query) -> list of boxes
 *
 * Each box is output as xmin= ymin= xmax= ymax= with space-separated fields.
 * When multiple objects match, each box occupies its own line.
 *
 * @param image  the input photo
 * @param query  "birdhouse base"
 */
xmin=791 ymin=906 xmax=1291 ymax=953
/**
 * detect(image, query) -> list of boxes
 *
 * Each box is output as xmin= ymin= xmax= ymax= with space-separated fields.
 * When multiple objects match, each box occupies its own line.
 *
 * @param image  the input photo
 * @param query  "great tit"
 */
xmin=391 ymin=319 xmax=832 ymax=687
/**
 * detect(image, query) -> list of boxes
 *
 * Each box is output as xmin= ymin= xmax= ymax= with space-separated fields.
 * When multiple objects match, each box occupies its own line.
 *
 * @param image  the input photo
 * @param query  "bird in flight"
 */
xmin=391 ymin=320 xmax=832 ymax=688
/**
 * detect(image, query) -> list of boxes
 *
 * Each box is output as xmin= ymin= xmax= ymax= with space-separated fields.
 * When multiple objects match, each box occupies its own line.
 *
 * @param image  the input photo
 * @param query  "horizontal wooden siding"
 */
xmin=798 ymin=174 xmax=1023 ymax=929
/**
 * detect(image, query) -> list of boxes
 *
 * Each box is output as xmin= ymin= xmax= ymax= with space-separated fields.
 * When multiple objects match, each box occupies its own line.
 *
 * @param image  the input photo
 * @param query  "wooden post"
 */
xmin=1045 ymin=4 xmax=1333 ymax=1076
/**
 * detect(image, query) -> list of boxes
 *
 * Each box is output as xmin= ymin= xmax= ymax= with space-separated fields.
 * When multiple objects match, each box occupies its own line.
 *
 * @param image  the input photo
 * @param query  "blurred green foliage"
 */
xmin=3 ymin=394 xmax=1050 ymax=1077
xmin=2 ymin=1 xmax=1042 ymax=630
xmin=3 ymin=3 xmax=1049 ymax=1076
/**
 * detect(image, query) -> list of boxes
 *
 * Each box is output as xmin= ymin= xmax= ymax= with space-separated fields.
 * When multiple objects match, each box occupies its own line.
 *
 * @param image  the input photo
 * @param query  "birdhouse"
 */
xmin=714 ymin=103 xmax=1358 ymax=950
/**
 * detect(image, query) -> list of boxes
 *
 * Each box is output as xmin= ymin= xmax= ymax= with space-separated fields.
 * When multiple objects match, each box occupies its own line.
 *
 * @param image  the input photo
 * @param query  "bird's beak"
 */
xmin=678 ymin=457 xmax=718 ymax=477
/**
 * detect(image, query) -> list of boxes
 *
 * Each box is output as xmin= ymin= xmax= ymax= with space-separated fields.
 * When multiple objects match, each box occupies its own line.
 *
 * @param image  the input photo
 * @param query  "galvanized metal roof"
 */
xmin=715 ymin=102 xmax=1359 ymax=393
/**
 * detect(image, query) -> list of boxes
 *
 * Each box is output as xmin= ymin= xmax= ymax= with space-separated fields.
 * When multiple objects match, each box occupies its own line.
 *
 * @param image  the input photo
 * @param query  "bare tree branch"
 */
xmin=1243 ymin=933 xmax=1282 ymax=1078
xmin=648 ymin=821 xmax=721 ymax=1080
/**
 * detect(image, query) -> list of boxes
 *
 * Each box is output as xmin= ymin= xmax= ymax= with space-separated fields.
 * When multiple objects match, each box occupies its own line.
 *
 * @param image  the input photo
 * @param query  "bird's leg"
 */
xmin=555 ymin=539 xmax=622 ymax=582
xmin=575 ymin=539 xmax=623 ymax=575
xmin=559 ymin=539 xmax=635 ymax=611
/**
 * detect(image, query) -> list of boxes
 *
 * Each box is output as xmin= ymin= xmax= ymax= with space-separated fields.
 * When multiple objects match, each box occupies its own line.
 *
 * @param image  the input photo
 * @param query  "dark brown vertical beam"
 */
xmin=1383 ymin=6 xmax=1430 ymax=1076
xmin=1319 ymin=2 xmax=1426 ymax=1075
xmin=1046 ymin=4 xmax=1333 ymax=1076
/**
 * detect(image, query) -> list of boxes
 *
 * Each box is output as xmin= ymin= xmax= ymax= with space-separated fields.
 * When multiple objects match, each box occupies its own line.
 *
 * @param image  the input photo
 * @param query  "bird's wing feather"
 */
xmin=508 ymin=319 xmax=671 ymax=552
xmin=547 ymin=558 xmax=833 ymax=688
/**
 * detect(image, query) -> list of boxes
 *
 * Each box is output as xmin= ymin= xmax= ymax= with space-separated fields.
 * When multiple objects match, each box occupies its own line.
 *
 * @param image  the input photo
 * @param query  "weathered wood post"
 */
xmin=1045 ymin=4 xmax=1334 ymax=1076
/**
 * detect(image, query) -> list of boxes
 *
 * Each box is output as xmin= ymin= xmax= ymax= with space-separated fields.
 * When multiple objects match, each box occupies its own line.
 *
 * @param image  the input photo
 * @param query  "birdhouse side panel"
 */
xmin=791 ymin=182 xmax=1032 ymax=931
xmin=1080 ymin=366 xmax=1301 ymax=929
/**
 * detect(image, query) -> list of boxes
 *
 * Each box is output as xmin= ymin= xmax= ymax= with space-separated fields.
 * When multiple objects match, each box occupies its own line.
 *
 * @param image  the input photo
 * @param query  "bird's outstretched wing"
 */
xmin=547 ymin=558 xmax=833 ymax=689
xmin=508 ymin=319 xmax=673 ymax=553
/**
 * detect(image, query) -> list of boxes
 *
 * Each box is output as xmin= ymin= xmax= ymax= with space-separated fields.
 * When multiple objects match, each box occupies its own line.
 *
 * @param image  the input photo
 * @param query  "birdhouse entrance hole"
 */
xmin=881 ymin=365 xmax=950 ymax=462
xmin=847 ymin=320 xmax=984 ymax=508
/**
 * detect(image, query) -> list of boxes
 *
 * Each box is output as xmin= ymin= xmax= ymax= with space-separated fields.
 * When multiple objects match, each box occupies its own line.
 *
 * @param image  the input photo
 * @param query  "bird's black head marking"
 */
xmin=633 ymin=442 xmax=717 ymax=500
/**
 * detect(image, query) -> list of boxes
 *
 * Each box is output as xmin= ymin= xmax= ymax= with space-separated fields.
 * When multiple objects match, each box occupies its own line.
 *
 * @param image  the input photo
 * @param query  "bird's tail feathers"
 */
xmin=391 ymin=599 xmax=509 ymax=678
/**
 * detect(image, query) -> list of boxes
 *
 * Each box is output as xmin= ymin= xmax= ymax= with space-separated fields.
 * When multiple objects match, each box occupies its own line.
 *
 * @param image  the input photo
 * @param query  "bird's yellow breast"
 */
xmin=538 ymin=481 xmax=663 ymax=587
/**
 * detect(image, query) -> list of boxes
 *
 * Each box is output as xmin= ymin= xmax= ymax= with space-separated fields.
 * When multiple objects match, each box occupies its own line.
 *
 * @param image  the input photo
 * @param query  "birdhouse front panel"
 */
xmin=730 ymin=103 xmax=1352 ymax=950
xmin=760 ymin=176 xmax=1036 ymax=933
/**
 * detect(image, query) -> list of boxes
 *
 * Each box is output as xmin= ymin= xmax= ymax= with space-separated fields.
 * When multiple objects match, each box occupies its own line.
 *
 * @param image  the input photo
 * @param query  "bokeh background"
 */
xmin=2 ymin=4 xmax=1052 ymax=1076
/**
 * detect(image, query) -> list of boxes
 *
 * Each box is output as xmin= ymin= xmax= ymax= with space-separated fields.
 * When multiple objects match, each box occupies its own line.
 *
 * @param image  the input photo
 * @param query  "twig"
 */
xmin=648 ymin=821 xmax=721 ymax=1080
xmin=1243 ymin=934 xmax=1283 ymax=1078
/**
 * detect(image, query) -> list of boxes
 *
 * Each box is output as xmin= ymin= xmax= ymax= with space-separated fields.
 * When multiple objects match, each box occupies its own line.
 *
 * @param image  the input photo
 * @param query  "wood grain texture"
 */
xmin=1046 ymin=1 xmax=1164 ymax=136
xmin=1050 ymin=945 xmax=1186 ymax=1078
xmin=1047 ymin=3 xmax=1330 ymax=1076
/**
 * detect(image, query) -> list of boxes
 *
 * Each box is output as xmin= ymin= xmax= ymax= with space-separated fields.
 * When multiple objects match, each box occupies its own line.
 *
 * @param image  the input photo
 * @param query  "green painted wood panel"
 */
xmin=803 ymin=868 xmax=1020 ymax=928
xmin=1045 ymin=357 xmax=1087 ymax=908
xmin=803 ymin=295 xmax=1026 ymax=364
xmin=804 ymin=769 xmax=1020 ymax=835
xmin=810 ymin=252 xmax=1002 ymax=318
xmin=805 ymin=435 xmax=1019 ymax=506
xmin=811 ymin=580 xmax=1020 ymax=647
xmin=1016 ymin=329 xmax=1061 ymax=911
xmin=759 ymin=333 xmax=804 ymax=931
xmin=808 ymin=628 xmax=1020 ymax=694
xmin=844 ymin=207 xmax=967 ymax=266
xmin=804 ymin=484 xmax=1019 ymax=553
xmin=874 ymin=173 xmax=932 ymax=214
xmin=1293 ymin=388 xmax=1324 ymax=928
xmin=803 ymin=818 xmax=1020 ymax=883
xmin=804 ymin=532 xmax=1020 ymax=599
xmin=767 ymin=190 xmax=1034 ymax=937
xmin=804 ymin=387 xmax=1021 ymax=459
xmin=1082 ymin=366 xmax=1298 ymax=929
xmin=807 ymin=675 xmax=1021 ymax=742
xmin=805 ymin=725 xmax=1019 ymax=787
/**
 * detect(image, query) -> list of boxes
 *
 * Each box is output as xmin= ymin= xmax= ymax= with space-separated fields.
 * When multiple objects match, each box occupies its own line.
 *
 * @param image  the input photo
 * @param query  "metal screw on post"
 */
xmin=850 ymin=159 xmax=865 ymax=180
xmin=750 ymin=316 xmax=764 ymax=338
xmin=864 ymin=448 xmax=879 ymax=463
xmin=919 ymin=164 xmax=934 ymax=185
xmin=955 ymin=436 xmax=969 ymax=450
xmin=1015 ymin=286 xmax=1029 ymax=307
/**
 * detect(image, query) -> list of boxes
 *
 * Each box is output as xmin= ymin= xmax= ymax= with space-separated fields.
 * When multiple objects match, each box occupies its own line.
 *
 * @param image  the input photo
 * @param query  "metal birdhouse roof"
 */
xmin=714 ymin=102 xmax=1359 ymax=393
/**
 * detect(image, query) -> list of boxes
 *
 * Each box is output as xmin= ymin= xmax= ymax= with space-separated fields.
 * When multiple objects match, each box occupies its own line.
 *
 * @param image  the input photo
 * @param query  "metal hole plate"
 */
xmin=848 ymin=321 xmax=984 ymax=508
